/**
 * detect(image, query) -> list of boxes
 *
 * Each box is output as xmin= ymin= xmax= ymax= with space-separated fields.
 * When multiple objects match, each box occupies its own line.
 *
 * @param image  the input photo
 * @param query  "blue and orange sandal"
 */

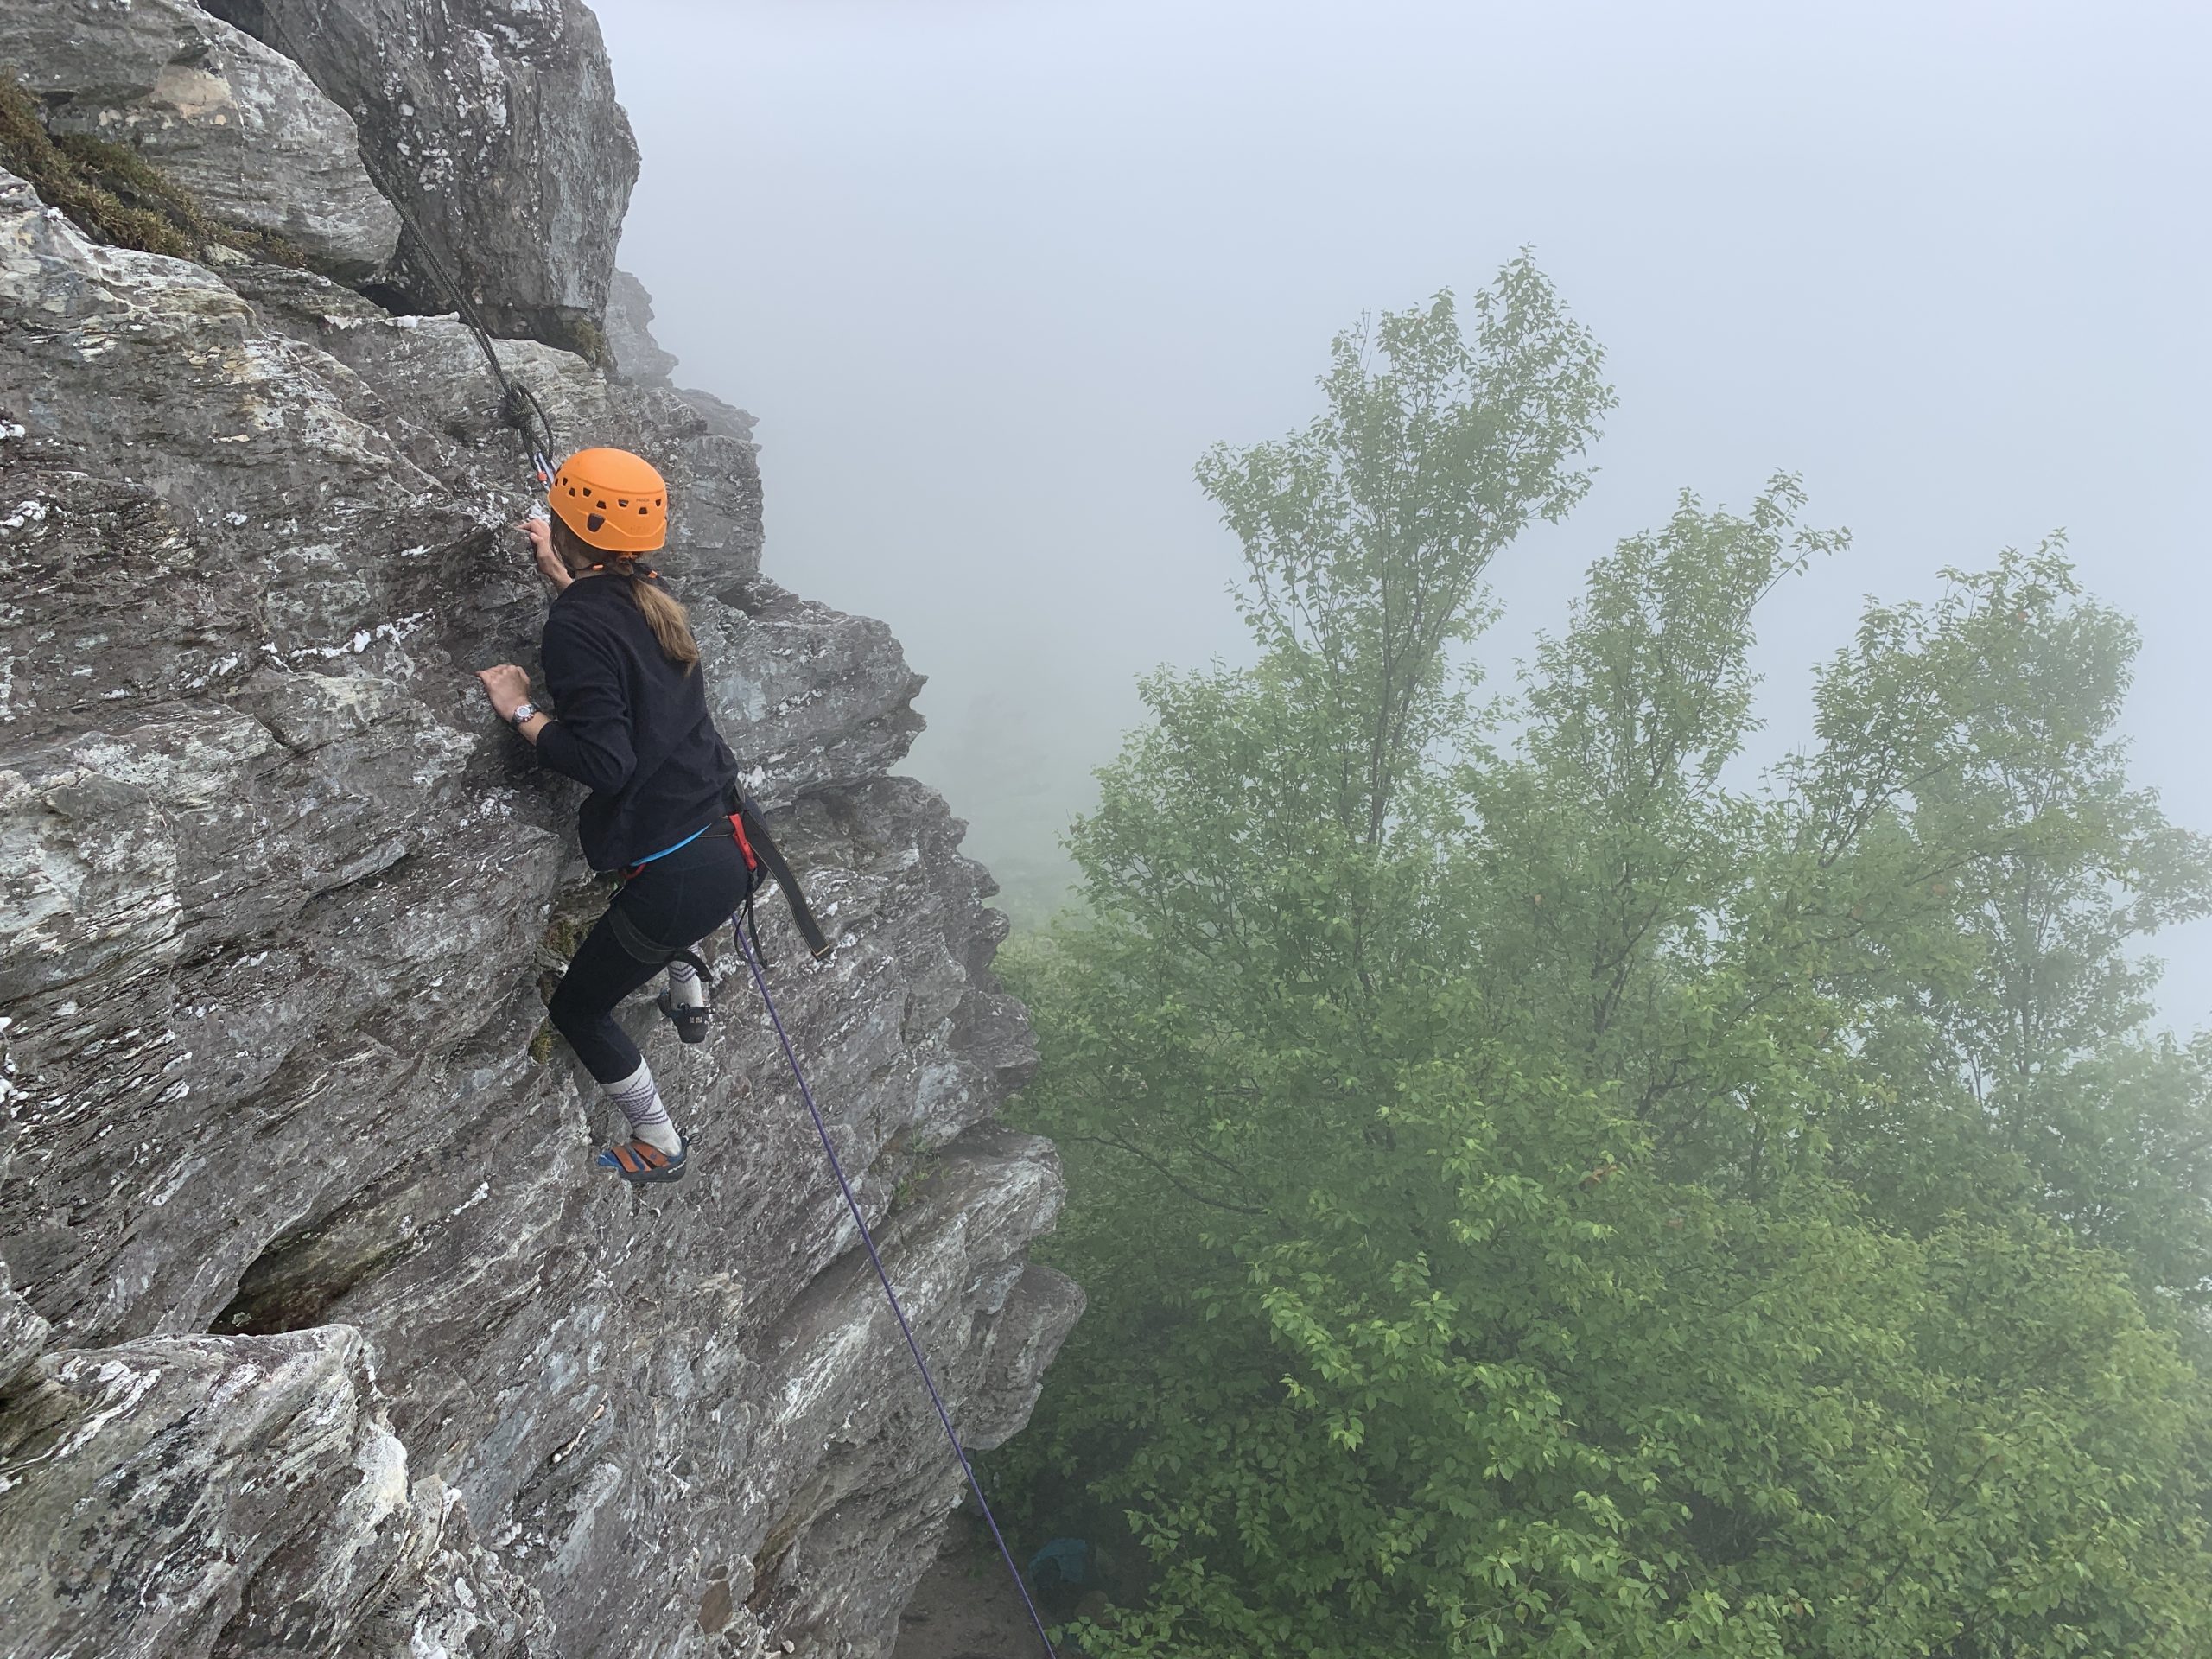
xmin=596 ymin=1135 xmax=689 ymax=1185
xmin=655 ymin=990 xmax=712 ymax=1046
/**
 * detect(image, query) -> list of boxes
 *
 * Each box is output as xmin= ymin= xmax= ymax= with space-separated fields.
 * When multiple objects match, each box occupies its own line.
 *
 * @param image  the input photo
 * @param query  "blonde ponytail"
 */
xmin=550 ymin=518 xmax=701 ymax=671
xmin=632 ymin=576 xmax=700 ymax=671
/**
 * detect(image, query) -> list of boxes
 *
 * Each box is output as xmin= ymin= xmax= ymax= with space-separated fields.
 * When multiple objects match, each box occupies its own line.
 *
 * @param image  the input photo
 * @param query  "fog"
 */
xmin=601 ymin=0 xmax=2210 ymax=1020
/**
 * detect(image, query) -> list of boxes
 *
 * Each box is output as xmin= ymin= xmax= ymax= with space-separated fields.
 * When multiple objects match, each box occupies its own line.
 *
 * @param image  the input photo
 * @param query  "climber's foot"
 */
xmin=656 ymin=990 xmax=712 ymax=1046
xmin=596 ymin=1135 xmax=689 ymax=1185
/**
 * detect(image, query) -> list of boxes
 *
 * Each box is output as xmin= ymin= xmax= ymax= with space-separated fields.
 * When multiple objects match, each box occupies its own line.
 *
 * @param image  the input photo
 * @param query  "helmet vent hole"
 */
xmin=587 ymin=512 xmax=606 ymax=533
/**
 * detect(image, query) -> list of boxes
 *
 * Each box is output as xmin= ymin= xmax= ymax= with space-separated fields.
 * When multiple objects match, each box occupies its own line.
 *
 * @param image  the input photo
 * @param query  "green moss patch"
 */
xmin=0 ymin=71 xmax=304 ymax=266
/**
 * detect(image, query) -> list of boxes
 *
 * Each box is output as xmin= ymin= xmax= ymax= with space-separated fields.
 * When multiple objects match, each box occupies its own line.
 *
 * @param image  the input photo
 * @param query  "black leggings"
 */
xmin=548 ymin=832 xmax=758 ymax=1084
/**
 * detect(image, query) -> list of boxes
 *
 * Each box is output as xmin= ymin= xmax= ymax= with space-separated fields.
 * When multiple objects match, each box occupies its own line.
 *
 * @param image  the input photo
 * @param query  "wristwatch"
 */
xmin=508 ymin=700 xmax=538 ymax=728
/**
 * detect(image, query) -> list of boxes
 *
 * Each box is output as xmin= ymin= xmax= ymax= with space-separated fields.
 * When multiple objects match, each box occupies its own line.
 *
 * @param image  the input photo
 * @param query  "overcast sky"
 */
xmin=599 ymin=0 xmax=2212 ymax=1024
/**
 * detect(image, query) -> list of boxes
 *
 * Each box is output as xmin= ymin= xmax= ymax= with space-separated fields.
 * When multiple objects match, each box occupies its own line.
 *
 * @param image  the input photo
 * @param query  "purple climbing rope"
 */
xmin=733 ymin=924 xmax=1060 ymax=1659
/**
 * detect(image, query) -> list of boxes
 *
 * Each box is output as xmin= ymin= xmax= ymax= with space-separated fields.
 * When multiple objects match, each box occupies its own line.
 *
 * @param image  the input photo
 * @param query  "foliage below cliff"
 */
xmin=999 ymin=263 xmax=2212 ymax=1656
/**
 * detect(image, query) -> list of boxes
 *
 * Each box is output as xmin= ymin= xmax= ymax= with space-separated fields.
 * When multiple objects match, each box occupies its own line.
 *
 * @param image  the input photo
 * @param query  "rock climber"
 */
xmin=473 ymin=447 xmax=753 ymax=1185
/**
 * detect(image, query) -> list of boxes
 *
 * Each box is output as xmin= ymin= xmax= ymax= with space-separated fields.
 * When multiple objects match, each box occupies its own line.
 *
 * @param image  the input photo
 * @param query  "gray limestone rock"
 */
xmin=0 ymin=135 xmax=1073 ymax=1659
xmin=1 ymin=0 xmax=215 ymax=105
xmin=0 ymin=1262 xmax=48 ymax=1393
xmin=0 ymin=1322 xmax=550 ymax=1658
xmin=607 ymin=266 xmax=681 ymax=388
xmin=1 ymin=0 xmax=402 ymax=277
xmin=209 ymin=0 xmax=639 ymax=351
xmin=0 ymin=1330 xmax=345 ymax=1652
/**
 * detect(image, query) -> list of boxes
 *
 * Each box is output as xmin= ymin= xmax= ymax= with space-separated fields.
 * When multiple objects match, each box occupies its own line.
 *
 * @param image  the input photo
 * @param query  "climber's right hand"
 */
xmin=524 ymin=518 xmax=570 ymax=592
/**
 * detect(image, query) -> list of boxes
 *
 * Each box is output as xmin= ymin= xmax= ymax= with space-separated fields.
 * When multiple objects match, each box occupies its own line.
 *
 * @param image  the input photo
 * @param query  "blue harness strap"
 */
xmin=629 ymin=823 xmax=709 ymax=868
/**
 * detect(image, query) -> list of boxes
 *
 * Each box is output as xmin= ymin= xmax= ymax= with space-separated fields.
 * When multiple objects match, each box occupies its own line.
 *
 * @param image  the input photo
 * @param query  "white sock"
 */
xmin=606 ymin=1060 xmax=683 ymax=1155
xmin=666 ymin=954 xmax=707 ymax=1010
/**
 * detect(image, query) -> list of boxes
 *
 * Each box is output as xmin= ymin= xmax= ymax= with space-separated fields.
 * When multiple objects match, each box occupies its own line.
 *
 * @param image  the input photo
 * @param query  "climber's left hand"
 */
xmin=475 ymin=664 xmax=532 ymax=721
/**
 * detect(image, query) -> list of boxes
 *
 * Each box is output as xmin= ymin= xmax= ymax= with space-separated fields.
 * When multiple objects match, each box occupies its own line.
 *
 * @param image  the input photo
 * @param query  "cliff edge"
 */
xmin=0 ymin=5 xmax=1079 ymax=1656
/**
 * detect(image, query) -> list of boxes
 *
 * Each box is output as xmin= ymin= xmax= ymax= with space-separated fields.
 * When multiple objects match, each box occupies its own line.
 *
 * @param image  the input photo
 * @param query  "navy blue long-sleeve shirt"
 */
xmin=534 ymin=571 xmax=738 ymax=872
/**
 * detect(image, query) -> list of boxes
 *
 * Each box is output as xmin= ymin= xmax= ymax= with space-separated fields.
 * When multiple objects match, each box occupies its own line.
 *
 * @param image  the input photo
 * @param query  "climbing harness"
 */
xmin=732 ymin=919 xmax=1061 ymax=1659
xmin=621 ymin=794 xmax=830 ymax=988
xmin=250 ymin=3 xmax=559 ymax=489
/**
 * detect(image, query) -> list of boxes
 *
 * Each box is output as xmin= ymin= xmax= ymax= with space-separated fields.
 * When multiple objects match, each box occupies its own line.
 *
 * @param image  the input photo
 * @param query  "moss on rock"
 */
xmin=0 ymin=70 xmax=306 ymax=267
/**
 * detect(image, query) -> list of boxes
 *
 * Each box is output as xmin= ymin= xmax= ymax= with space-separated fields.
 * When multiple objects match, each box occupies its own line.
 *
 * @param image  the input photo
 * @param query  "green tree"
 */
xmin=999 ymin=265 xmax=2212 ymax=1656
xmin=1777 ymin=550 xmax=2212 ymax=1302
xmin=1033 ymin=263 xmax=1610 ymax=1221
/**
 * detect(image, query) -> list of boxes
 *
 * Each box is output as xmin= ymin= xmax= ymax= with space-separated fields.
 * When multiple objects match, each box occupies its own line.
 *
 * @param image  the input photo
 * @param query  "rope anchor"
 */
xmin=498 ymin=381 xmax=558 ymax=488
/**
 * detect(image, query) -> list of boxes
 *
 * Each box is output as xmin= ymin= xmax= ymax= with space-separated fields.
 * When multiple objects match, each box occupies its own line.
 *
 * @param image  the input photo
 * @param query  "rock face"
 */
xmin=0 ymin=0 xmax=402 ymax=276
xmin=0 ymin=1264 xmax=48 ymax=1389
xmin=0 ymin=1322 xmax=551 ymax=1658
xmin=206 ymin=0 xmax=639 ymax=352
xmin=608 ymin=267 xmax=682 ymax=389
xmin=0 ymin=10 xmax=1077 ymax=1656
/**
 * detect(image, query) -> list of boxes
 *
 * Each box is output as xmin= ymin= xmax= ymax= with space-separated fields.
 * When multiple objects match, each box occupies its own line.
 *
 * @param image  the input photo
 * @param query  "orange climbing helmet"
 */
xmin=550 ymin=448 xmax=668 ymax=555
